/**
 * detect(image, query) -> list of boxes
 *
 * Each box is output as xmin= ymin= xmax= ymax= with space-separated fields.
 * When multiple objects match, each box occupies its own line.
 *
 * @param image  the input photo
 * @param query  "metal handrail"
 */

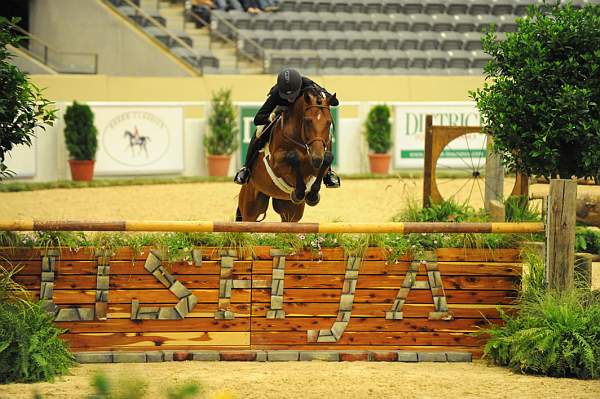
xmin=184 ymin=8 xmax=264 ymax=68
xmin=9 ymin=23 xmax=98 ymax=74
xmin=105 ymin=0 xmax=204 ymax=74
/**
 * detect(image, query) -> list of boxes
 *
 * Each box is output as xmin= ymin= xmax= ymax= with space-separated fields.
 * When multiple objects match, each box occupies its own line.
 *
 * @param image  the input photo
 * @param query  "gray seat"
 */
xmin=349 ymin=1 xmax=365 ymax=13
xmin=470 ymin=49 xmax=492 ymax=69
xmin=366 ymin=0 xmax=384 ymax=14
xmin=440 ymin=31 xmax=464 ymax=50
xmin=463 ymin=32 xmax=484 ymax=50
xmin=314 ymin=36 xmax=332 ymax=50
xmin=447 ymin=0 xmax=470 ymax=15
xmin=170 ymin=30 xmax=193 ymax=47
xmin=491 ymin=0 xmax=515 ymax=15
xmin=453 ymin=14 xmax=477 ymax=32
xmin=391 ymin=51 xmax=410 ymax=69
xmin=297 ymin=32 xmax=318 ymax=50
xmin=299 ymin=1 xmax=315 ymax=12
xmin=382 ymin=0 xmax=402 ymax=14
xmin=514 ymin=0 xmax=537 ymax=16
xmin=171 ymin=47 xmax=197 ymax=66
xmin=233 ymin=13 xmax=252 ymax=30
xmin=304 ymin=52 xmax=322 ymax=73
xmin=355 ymin=50 xmax=376 ymax=69
xmin=419 ymin=31 xmax=441 ymax=50
xmin=431 ymin=14 xmax=454 ymax=32
xmin=347 ymin=32 xmax=368 ymax=50
xmin=270 ymin=13 xmax=289 ymax=30
xmin=144 ymin=26 xmax=169 ymax=46
xmin=403 ymin=2 xmax=424 ymax=14
xmin=406 ymin=50 xmax=428 ymax=69
xmin=331 ymin=1 xmax=350 ymax=13
xmin=399 ymin=31 xmax=420 ymax=50
xmin=410 ymin=14 xmax=433 ymax=32
xmin=391 ymin=14 xmax=411 ymax=32
xmin=250 ymin=14 xmax=270 ymax=30
xmin=424 ymin=0 xmax=446 ymax=15
xmin=499 ymin=15 xmax=518 ymax=32
xmin=321 ymin=13 xmax=340 ymax=31
xmin=469 ymin=0 xmax=492 ymax=15
xmin=338 ymin=50 xmax=358 ymax=68
xmin=381 ymin=32 xmax=401 ymax=50
xmin=476 ymin=15 xmax=498 ymax=32
xmin=306 ymin=15 xmax=322 ymax=31
xmin=340 ymin=17 xmax=358 ymax=32
xmin=315 ymin=0 xmax=332 ymax=13
xmin=372 ymin=49 xmax=393 ymax=69
xmin=278 ymin=32 xmax=296 ymax=50
xmin=356 ymin=15 xmax=374 ymax=31
xmin=320 ymin=50 xmax=340 ymax=69
xmin=372 ymin=14 xmax=393 ymax=31
xmin=279 ymin=0 xmax=296 ymax=12
xmin=266 ymin=51 xmax=289 ymax=72
xmin=427 ymin=50 xmax=448 ymax=69
xmin=447 ymin=50 xmax=472 ymax=69
xmin=288 ymin=16 xmax=305 ymax=31
xmin=331 ymin=32 xmax=349 ymax=50
xmin=366 ymin=32 xmax=386 ymax=50
xmin=259 ymin=30 xmax=279 ymax=49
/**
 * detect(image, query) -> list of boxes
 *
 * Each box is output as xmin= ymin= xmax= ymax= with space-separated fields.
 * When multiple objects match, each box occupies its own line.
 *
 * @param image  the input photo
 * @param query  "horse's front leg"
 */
xmin=306 ymin=151 xmax=334 ymax=207
xmin=285 ymin=151 xmax=306 ymax=204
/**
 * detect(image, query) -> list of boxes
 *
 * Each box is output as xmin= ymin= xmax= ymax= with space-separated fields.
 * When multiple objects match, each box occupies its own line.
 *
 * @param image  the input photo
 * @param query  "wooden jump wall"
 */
xmin=0 ymin=220 xmax=544 ymax=234
xmin=3 ymin=246 xmax=523 ymax=357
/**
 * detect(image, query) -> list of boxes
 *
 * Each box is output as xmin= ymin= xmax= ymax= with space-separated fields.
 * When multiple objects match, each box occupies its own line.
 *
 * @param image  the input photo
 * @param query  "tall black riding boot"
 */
xmin=234 ymin=133 xmax=261 ymax=185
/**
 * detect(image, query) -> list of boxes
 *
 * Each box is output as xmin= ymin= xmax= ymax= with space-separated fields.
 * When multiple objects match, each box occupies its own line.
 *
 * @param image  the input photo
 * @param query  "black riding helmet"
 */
xmin=277 ymin=68 xmax=302 ymax=103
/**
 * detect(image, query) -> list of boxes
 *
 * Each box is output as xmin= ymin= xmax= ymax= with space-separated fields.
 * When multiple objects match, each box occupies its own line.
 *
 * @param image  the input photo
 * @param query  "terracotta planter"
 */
xmin=207 ymin=154 xmax=231 ymax=176
xmin=368 ymin=153 xmax=391 ymax=174
xmin=68 ymin=160 xmax=95 ymax=182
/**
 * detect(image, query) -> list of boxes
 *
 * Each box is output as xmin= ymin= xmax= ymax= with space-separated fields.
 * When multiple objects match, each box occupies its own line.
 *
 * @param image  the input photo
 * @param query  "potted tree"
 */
xmin=64 ymin=101 xmax=97 ymax=182
xmin=365 ymin=104 xmax=392 ymax=174
xmin=204 ymin=88 xmax=238 ymax=176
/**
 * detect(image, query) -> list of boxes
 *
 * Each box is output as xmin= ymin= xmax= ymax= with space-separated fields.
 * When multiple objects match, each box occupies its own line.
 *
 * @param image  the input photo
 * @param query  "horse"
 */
xmin=236 ymin=87 xmax=337 ymax=222
xmin=123 ymin=130 xmax=151 ymax=157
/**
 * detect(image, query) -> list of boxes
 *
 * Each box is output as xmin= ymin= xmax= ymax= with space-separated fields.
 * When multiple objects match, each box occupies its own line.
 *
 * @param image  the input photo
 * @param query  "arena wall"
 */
xmin=6 ymin=74 xmax=484 ymax=181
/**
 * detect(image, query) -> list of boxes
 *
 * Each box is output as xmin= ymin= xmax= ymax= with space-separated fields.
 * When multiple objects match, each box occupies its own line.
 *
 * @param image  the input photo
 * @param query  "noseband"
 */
xmin=280 ymin=104 xmax=334 ymax=155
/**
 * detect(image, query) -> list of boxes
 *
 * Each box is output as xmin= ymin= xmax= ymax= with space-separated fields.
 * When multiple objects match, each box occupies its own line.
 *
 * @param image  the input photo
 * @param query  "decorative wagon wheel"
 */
xmin=423 ymin=115 xmax=528 ymax=208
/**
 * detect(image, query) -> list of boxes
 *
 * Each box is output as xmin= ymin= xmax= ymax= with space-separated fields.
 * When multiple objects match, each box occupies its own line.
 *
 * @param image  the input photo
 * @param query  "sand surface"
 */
xmin=1 ymin=361 xmax=599 ymax=399
xmin=3 ymin=177 xmax=600 ymax=222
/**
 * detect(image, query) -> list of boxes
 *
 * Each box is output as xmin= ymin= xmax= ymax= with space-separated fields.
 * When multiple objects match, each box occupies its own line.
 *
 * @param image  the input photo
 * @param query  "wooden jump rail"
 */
xmin=0 ymin=220 xmax=545 ymax=234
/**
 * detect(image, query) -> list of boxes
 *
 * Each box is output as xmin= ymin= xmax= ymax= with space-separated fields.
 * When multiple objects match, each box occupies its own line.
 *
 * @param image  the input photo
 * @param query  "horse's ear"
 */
xmin=303 ymin=90 xmax=311 ymax=103
xmin=328 ymin=93 xmax=337 ymax=105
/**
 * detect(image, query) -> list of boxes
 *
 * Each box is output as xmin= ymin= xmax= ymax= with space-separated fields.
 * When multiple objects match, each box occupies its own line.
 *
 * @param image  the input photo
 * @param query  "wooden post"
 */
xmin=546 ymin=179 xmax=577 ymax=291
xmin=423 ymin=115 xmax=434 ymax=208
xmin=488 ymin=200 xmax=505 ymax=222
xmin=484 ymin=135 xmax=504 ymax=213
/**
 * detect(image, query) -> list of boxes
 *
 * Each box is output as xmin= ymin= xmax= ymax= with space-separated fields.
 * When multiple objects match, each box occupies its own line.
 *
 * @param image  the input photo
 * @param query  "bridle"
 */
xmin=280 ymin=103 xmax=335 ymax=156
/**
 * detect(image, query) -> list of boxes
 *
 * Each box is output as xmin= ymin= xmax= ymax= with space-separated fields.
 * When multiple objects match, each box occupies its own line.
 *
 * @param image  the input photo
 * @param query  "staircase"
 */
xmin=157 ymin=1 xmax=264 ymax=74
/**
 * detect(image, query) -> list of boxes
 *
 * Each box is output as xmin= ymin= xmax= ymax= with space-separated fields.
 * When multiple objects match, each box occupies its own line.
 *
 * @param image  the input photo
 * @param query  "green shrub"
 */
xmin=504 ymin=196 xmax=541 ymax=222
xmin=83 ymin=372 xmax=202 ymax=399
xmin=0 ymin=301 xmax=75 ymax=383
xmin=204 ymin=89 xmax=238 ymax=155
xmin=0 ymin=17 xmax=55 ymax=180
xmin=364 ymin=104 xmax=391 ymax=154
xmin=575 ymin=227 xmax=600 ymax=255
xmin=484 ymin=288 xmax=600 ymax=379
xmin=472 ymin=2 xmax=600 ymax=179
xmin=64 ymin=101 xmax=98 ymax=160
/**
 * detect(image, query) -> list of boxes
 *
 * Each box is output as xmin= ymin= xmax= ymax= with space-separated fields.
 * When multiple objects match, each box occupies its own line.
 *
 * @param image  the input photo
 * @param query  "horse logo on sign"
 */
xmin=123 ymin=126 xmax=151 ymax=158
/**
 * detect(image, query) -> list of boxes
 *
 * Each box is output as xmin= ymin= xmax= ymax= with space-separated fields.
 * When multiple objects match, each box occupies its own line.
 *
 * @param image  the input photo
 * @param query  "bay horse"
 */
xmin=236 ymin=87 xmax=337 ymax=222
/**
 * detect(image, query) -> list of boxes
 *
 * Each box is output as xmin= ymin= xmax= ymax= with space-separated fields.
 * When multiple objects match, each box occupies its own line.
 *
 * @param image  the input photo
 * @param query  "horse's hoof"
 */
xmin=290 ymin=191 xmax=304 ymax=204
xmin=305 ymin=192 xmax=320 ymax=207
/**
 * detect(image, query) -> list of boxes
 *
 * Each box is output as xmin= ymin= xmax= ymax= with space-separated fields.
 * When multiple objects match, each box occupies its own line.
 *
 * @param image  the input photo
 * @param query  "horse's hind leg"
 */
xmin=272 ymin=198 xmax=305 ymax=222
xmin=237 ymin=183 xmax=270 ymax=222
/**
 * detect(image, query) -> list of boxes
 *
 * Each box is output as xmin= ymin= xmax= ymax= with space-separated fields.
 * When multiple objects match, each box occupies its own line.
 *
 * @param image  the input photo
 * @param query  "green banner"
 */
xmin=400 ymin=149 xmax=486 ymax=159
xmin=239 ymin=105 xmax=338 ymax=168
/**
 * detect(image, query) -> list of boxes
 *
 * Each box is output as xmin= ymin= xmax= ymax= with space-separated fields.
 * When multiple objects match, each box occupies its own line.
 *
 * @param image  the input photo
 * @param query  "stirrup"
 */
xmin=234 ymin=167 xmax=250 ymax=185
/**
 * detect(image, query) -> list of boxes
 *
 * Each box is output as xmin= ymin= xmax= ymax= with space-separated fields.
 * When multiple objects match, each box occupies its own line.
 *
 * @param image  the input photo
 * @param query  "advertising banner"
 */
xmin=92 ymin=104 xmax=184 ymax=175
xmin=394 ymin=102 xmax=484 ymax=169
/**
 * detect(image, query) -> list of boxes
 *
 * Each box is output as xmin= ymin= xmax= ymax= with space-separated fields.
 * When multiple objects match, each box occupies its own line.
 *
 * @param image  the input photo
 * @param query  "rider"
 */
xmin=233 ymin=68 xmax=341 ymax=188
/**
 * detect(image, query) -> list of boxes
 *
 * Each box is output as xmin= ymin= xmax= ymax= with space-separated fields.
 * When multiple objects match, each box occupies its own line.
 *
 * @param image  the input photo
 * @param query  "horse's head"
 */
xmin=300 ymin=88 xmax=336 ymax=170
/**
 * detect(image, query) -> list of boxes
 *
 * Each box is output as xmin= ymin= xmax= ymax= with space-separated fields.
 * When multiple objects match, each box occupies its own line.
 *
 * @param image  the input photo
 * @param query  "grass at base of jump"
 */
xmin=0 ymin=170 xmax=500 ymax=193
